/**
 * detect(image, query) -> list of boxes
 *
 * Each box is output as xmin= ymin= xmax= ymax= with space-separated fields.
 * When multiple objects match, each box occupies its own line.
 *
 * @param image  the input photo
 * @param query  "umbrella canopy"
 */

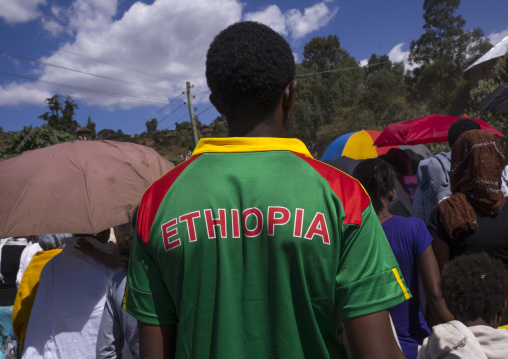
xmin=374 ymin=115 xmax=505 ymax=147
xmin=320 ymin=130 xmax=400 ymax=161
xmin=0 ymin=140 xmax=174 ymax=237
xmin=323 ymin=156 xmax=362 ymax=175
xmin=478 ymin=84 xmax=508 ymax=111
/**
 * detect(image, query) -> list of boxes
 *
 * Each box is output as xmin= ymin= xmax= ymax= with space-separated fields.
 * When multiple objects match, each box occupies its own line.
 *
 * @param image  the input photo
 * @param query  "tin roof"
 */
xmin=464 ymin=35 xmax=508 ymax=72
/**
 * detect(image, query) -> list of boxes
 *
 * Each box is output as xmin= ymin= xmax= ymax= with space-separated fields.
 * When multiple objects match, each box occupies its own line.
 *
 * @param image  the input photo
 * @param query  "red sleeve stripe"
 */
xmin=291 ymin=153 xmax=370 ymax=226
xmin=137 ymin=154 xmax=202 ymax=244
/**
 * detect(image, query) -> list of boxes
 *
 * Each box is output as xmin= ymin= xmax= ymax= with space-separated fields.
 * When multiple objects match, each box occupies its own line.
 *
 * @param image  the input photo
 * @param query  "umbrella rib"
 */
xmin=71 ymin=142 xmax=96 ymax=234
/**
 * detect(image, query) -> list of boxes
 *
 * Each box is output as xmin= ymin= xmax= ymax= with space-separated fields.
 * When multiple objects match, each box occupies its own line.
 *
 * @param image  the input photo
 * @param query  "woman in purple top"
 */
xmin=353 ymin=158 xmax=452 ymax=359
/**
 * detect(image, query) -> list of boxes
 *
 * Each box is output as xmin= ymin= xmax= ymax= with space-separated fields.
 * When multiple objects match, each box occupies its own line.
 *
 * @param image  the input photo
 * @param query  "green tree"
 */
xmin=86 ymin=117 xmax=96 ymax=139
xmin=360 ymin=54 xmax=407 ymax=123
xmin=468 ymin=54 xmax=508 ymax=151
xmin=211 ymin=116 xmax=227 ymax=137
xmin=146 ymin=118 xmax=158 ymax=133
xmin=0 ymin=126 xmax=75 ymax=160
xmin=97 ymin=129 xmax=119 ymax=140
xmin=38 ymin=95 xmax=79 ymax=134
xmin=288 ymin=35 xmax=364 ymax=154
xmin=409 ymin=0 xmax=491 ymax=114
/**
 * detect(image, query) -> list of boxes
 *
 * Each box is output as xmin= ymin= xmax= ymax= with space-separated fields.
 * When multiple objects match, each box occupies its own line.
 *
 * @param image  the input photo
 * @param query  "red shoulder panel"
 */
xmin=137 ymin=154 xmax=202 ymax=244
xmin=291 ymin=153 xmax=370 ymax=226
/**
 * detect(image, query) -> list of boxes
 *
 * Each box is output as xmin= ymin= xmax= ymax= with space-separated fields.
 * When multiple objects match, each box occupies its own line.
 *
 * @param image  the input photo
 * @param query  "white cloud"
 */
xmin=488 ymin=28 xmax=508 ymax=46
xmin=286 ymin=2 xmax=338 ymax=40
xmin=244 ymin=1 xmax=338 ymax=40
xmin=2 ymin=0 xmax=243 ymax=109
xmin=387 ymin=43 xmax=417 ymax=71
xmin=0 ymin=82 xmax=52 ymax=106
xmin=244 ymin=5 xmax=287 ymax=35
xmin=0 ymin=0 xmax=332 ymax=110
xmin=359 ymin=43 xmax=417 ymax=72
xmin=41 ymin=18 xmax=66 ymax=37
xmin=0 ymin=0 xmax=46 ymax=24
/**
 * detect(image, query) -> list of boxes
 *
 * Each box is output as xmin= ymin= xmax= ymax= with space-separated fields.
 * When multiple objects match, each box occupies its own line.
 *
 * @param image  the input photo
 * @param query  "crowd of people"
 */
xmin=1 ymin=20 xmax=507 ymax=359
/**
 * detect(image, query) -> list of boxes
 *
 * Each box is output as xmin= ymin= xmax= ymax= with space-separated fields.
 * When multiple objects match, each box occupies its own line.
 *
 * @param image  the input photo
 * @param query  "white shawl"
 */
xmin=418 ymin=320 xmax=508 ymax=359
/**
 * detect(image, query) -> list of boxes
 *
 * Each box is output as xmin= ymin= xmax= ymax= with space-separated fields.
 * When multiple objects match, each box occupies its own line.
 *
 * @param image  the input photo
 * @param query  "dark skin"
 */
xmin=378 ymin=191 xmax=453 ymax=327
xmin=458 ymin=300 xmax=507 ymax=328
xmin=430 ymin=231 xmax=450 ymax=274
xmin=140 ymin=81 xmax=406 ymax=359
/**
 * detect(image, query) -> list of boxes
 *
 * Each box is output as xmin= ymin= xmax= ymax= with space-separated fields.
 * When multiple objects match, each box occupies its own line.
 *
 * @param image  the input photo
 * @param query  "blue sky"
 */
xmin=1 ymin=0 xmax=507 ymax=135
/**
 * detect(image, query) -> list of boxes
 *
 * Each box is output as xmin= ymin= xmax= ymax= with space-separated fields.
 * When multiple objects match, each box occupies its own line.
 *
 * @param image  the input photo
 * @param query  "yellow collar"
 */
xmin=192 ymin=137 xmax=313 ymax=158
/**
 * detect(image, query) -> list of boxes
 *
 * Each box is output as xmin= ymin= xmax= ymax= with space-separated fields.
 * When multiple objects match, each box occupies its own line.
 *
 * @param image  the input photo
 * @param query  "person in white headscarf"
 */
xmin=15 ymin=234 xmax=72 ymax=288
xmin=21 ymin=229 xmax=120 ymax=359
xmin=418 ymin=252 xmax=508 ymax=359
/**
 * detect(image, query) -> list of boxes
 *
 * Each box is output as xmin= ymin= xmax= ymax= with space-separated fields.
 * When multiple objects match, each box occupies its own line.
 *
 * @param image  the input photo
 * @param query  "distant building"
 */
xmin=75 ymin=126 xmax=92 ymax=140
xmin=464 ymin=36 xmax=508 ymax=88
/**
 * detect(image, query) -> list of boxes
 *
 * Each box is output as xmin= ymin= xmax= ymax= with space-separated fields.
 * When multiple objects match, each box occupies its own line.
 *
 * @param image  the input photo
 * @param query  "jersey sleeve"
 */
xmin=335 ymin=203 xmax=411 ymax=320
xmin=123 ymin=229 xmax=177 ymax=325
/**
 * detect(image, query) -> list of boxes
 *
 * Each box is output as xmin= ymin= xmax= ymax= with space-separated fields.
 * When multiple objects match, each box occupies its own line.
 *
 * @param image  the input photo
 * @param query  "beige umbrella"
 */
xmin=0 ymin=140 xmax=174 ymax=237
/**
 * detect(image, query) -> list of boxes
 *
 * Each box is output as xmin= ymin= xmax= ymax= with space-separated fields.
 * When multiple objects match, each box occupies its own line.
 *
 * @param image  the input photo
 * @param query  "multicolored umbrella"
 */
xmin=373 ymin=115 xmax=505 ymax=147
xmin=320 ymin=130 xmax=399 ymax=161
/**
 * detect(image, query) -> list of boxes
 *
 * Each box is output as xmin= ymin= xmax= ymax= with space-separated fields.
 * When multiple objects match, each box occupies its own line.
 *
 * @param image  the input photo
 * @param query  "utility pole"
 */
xmin=186 ymin=81 xmax=199 ymax=146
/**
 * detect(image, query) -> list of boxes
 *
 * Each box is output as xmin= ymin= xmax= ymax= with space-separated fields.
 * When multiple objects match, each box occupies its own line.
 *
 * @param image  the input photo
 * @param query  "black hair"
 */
xmin=383 ymin=148 xmax=411 ymax=176
xmin=352 ymin=158 xmax=396 ymax=213
xmin=448 ymin=119 xmax=481 ymax=147
xmin=205 ymin=21 xmax=295 ymax=122
xmin=440 ymin=252 xmax=508 ymax=322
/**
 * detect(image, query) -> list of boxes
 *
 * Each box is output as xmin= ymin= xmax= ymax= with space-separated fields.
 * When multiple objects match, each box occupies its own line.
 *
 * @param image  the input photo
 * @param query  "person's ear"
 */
xmin=209 ymin=93 xmax=225 ymax=116
xmin=281 ymin=79 xmax=297 ymax=129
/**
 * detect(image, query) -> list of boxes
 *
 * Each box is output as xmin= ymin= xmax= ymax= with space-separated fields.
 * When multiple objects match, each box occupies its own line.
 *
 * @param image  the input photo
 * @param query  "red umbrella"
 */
xmin=374 ymin=115 xmax=505 ymax=147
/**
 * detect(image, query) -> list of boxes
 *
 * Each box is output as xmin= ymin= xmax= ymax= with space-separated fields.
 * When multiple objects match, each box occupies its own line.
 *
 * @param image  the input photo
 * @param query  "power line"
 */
xmin=158 ymin=103 xmax=186 ymax=127
xmin=0 ymin=27 xmax=184 ymax=84
xmin=126 ymin=101 xmax=186 ymax=135
xmin=295 ymin=61 xmax=392 ymax=78
xmin=0 ymin=71 xmax=170 ymax=105
xmin=195 ymin=105 xmax=214 ymax=117
xmin=0 ymin=49 xmax=184 ymax=94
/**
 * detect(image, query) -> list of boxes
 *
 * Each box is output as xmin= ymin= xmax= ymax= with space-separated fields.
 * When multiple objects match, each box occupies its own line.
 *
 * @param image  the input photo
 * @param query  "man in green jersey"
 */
xmin=124 ymin=21 xmax=409 ymax=359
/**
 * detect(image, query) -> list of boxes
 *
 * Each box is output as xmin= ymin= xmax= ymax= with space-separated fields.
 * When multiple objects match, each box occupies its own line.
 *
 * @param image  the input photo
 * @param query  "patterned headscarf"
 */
xmin=439 ymin=130 xmax=506 ymax=240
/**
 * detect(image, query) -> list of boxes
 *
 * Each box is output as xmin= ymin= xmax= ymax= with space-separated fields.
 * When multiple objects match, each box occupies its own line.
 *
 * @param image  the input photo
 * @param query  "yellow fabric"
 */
xmin=191 ymin=137 xmax=313 ymax=158
xmin=499 ymin=324 xmax=508 ymax=330
xmin=12 ymin=249 xmax=62 ymax=354
xmin=342 ymin=131 xmax=378 ymax=160
xmin=392 ymin=268 xmax=411 ymax=300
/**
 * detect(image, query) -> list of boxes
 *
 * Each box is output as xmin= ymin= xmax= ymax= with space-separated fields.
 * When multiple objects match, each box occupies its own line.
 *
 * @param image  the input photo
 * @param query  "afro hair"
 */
xmin=447 ymin=119 xmax=481 ymax=147
xmin=440 ymin=252 xmax=508 ymax=321
xmin=205 ymin=21 xmax=295 ymax=120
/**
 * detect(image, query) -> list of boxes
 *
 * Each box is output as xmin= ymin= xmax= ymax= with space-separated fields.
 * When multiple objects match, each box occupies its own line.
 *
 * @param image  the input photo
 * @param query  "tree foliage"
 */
xmin=86 ymin=117 xmax=96 ymax=139
xmin=408 ymin=0 xmax=492 ymax=114
xmin=468 ymin=54 xmax=508 ymax=148
xmin=38 ymin=95 xmax=80 ymax=134
xmin=288 ymin=35 xmax=364 ymax=154
xmin=0 ymin=126 xmax=75 ymax=160
xmin=146 ymin=118 xmax=158 ymax=133
xmin=211 ymin=116 xmax=227 ymax=137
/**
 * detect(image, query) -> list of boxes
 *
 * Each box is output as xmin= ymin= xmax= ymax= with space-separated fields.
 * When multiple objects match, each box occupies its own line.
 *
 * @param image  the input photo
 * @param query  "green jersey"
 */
xmin=124 ymin=137 xmax=410 ymax=358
